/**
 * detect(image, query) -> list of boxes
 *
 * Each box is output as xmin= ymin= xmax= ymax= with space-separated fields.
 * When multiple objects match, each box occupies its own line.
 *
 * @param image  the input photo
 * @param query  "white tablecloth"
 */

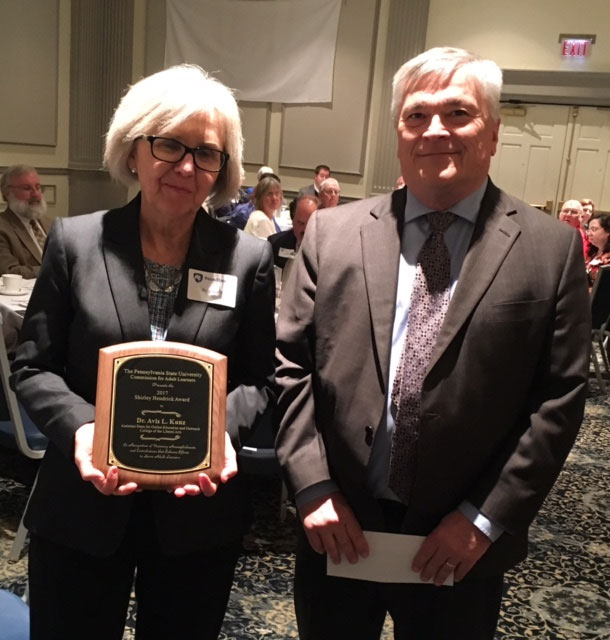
xmin=0 ymin=278 xmax=35 ymax=353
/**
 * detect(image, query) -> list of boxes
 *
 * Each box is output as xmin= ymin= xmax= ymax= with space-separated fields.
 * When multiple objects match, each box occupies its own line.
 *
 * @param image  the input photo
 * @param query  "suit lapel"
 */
xmin=6 ymin=209 xmax=42 ymax=264
xmin=361 ymin=190 xmax=405 ymax=392
xmin=427 ymin=182 xmax=521 ymax=373
xmin=102 ymin=196 xmax=151 ymax=342
xmin=102 ymin=201 xmax=238 ymax=345
xmin=166 ymin=211 xmax=232 ymax=344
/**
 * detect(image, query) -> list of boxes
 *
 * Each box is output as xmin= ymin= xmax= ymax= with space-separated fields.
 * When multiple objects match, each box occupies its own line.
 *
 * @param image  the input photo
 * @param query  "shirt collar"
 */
xmin=403 ymin=179 xmax=488 ymax=225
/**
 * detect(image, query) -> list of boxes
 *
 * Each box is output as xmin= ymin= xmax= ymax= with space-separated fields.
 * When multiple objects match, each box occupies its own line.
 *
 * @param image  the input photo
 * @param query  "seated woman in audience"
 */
xmin=586 ymin=213 xmax=610 ymax=285
xmin=11 ymin=64 xmax=275 ymax=640
xmin=244 ymin=175 xmax=282 ymax=239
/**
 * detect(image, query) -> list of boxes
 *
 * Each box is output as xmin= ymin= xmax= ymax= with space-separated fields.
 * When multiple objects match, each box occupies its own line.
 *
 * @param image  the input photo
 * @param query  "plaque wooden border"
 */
xmin=92 ymin=341 xmax=226 ymax=490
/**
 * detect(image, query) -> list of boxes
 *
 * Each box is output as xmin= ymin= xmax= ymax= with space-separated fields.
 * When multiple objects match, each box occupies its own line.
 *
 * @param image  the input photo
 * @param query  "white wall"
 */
xmin=426 ymin=0 xmax=610 ymax=72
xmin=2 ymin=0 xmax=610 ymax=216
xmin=141 ymin=0 xmax=383 ymax=200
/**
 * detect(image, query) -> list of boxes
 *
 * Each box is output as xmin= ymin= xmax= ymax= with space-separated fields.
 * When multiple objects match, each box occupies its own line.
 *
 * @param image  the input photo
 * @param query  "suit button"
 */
xmin=364 ymin=425 xmax=374 ymax=446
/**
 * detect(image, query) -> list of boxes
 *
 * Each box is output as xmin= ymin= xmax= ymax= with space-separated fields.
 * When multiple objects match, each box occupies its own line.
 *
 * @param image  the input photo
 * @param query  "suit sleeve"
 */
xmin=10 ymin=219 xmax=95 ymax=460
xmin=472 ymin=229 xmax=591 ymax=534
xmin=275 ymin=214 xmax=332 ymax=495
xmin=0 ymin=226 xmax=40 ymax=278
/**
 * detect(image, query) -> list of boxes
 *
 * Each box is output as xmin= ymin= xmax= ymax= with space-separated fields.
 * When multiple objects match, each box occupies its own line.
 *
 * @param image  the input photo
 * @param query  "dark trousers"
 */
xmin=28 ymin=496 xmax=241 ymax=640
xmin=294 ymin=503 xmax=504 ymax=640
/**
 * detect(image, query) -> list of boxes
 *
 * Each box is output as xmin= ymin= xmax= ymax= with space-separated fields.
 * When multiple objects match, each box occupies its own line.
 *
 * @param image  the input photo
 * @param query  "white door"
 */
xmin=562 ymin=107 xmax=610 ymax=212
xmin=489 ymin=104 xmax=571 ymax=213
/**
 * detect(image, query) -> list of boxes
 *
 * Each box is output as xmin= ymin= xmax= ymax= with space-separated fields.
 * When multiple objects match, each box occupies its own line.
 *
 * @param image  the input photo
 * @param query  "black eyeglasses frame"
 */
xmin=143 ymin=135 xmax=229 ymax=173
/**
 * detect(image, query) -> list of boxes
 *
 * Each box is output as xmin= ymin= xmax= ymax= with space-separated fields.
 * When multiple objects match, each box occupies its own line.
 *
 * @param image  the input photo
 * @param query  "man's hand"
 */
xmin=412 ymin=510 xmax=491 ymax=585
xmin=173 ymin=432 xmax=238 ymax=498
xmin=299 ymin=492 xmax=369 ymax=565
xmin=74 ymin=422 xmax=138 ymax=496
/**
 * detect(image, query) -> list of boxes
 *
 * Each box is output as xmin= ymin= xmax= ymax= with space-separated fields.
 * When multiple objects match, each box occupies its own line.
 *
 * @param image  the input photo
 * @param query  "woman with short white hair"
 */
xmin=12 ymin=64 xmax=275 ymax=640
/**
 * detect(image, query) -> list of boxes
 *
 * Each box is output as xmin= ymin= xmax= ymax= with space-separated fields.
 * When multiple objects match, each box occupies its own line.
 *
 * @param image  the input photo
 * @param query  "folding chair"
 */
xmin=0 ymin=316 xmax=47 ymax=562
xmin=590 ymin=264 xmax=610 ymax=393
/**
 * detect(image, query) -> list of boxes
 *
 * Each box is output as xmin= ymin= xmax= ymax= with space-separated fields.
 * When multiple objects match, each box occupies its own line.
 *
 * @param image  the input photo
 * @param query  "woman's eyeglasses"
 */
xmin=144 ymin=136 xmax=229 ymax=173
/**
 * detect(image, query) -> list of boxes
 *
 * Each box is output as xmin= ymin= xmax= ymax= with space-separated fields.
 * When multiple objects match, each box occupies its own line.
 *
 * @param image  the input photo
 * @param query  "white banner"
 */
xmin=165 ymin=0 xmax=342 ymax=103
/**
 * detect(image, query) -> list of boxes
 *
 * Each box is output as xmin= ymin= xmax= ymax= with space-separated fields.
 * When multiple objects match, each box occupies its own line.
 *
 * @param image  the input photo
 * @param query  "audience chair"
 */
xmin=590 ymin=265 xmax=610 ymax=393
xmin=0 ymin=317 xmax=47 ymax=562
xmin=0 ymin=589 xmax=29 ymax=640
xmin=238 ymin=404 xmax=288 ymax=521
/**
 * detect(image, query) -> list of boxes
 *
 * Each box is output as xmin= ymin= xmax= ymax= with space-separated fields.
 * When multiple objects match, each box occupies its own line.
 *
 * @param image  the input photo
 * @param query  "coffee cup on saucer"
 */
xmin=1 ymin=274 xmax=23 ymax=294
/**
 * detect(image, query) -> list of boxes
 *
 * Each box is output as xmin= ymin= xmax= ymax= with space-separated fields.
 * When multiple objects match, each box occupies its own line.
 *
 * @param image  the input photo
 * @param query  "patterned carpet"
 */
xmin=1 ymin=382 xmax=609 ymax=639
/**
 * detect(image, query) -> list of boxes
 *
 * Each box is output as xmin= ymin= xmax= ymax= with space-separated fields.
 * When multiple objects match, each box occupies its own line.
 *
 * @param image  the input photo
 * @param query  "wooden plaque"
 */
xmin=92 ymin=341 xmax=226 ymax=490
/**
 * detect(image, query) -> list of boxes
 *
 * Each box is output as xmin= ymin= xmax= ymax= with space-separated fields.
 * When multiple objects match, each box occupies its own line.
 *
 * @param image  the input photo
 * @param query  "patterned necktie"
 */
xmin=389 ymin=211 xmax=456 ymax=503
xmin=29 ymin=219 xmax=47 ymax=255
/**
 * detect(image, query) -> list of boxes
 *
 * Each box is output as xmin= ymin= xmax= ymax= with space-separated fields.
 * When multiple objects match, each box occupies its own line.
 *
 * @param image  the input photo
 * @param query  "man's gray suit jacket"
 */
xmin=275 ymin=181 xmax=591 ymax=578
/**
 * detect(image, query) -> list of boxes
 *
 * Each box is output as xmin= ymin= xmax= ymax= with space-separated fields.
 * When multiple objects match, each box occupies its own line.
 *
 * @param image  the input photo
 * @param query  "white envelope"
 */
xmin=327 ymin=531 xmax=453 ymax=586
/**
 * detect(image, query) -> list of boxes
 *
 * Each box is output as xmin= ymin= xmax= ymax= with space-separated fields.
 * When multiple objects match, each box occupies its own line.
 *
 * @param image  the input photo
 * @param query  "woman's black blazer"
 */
xmin=11 ymin=195 xmax=276 ymax=556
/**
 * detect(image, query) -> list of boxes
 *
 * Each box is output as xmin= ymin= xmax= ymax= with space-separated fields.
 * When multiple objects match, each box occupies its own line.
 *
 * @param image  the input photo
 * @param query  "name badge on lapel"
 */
xmin=279 ymin=247 xmax=296 ymax=260
xmin=187 ymin=269 xmax=237 ymax=308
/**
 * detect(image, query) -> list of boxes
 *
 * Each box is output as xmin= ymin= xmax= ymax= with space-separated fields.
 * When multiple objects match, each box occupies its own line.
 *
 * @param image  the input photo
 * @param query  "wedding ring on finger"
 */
xmin=444 ymin=561 xmax=457 ymax=570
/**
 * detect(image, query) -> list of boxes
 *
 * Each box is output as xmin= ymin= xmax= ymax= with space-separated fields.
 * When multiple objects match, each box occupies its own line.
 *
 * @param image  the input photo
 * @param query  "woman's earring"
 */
xmin=130 ymin=167 xmax=138 ymax=176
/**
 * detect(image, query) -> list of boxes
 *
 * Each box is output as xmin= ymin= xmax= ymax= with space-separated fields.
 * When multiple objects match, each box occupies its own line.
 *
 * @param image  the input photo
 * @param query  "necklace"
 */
xmin=144 ymin=260 xmax=183 ymax=294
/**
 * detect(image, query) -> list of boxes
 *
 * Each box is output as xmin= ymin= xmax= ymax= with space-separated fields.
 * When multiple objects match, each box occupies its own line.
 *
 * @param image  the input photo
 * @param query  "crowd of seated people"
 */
xmin=558 ymin=197 xmax=610 ymax=286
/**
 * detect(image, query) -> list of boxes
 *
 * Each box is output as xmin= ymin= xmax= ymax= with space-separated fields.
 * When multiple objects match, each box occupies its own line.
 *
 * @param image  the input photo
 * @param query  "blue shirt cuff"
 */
xmin=295 ymin=480 xmax=339 ymax=510
xmin=458 ymin=501 xmax=504 ymax=542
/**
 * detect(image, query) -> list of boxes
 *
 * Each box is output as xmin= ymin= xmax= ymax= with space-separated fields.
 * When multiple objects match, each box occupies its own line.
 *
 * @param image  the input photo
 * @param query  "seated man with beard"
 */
xmin=0 ymin=164 xmax=53 ymax=278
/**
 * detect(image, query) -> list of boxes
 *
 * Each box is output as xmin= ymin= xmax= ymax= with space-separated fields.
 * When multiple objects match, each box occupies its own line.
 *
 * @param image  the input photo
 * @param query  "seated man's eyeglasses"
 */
xmin=144 ymin=136 xmax=229 ymax=173
xmin=9 ymin=184 xmax=42 ymax=194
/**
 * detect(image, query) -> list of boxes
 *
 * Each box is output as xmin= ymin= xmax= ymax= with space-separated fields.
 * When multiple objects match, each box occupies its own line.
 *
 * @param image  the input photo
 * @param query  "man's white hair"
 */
xmin=257 ymin=166 xmax=275 ymax=181
xmin=0 ymin=164 xmax=39 ymax=200
xmin=104 ymin=64 xmax=243 ymax=208
xmin=391 ymin=47 xmax=503 ymax=124
xmin=561 ymin=199 xmax=583 ymax=212
xmin=319 ymin=178 xmax=340 ymax=193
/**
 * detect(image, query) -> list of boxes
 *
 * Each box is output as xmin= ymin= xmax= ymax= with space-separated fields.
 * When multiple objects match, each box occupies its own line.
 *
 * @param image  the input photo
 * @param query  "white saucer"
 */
xmin=0 ymin=287 xmax=28 ymax=296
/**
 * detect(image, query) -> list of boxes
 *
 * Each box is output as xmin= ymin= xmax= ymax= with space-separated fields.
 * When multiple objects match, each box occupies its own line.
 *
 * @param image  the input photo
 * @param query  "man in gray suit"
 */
xmin=0 ymin=164 xmax=52 ymax=278
xmin=275 ymin=47 xmax=590 ymax=639
xmin=298 ymin=164 xmax=331 ymax=197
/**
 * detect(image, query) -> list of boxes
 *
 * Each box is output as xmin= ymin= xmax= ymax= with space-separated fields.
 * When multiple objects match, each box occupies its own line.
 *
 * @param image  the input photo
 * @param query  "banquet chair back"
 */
xmin=0 ymin=323 xmax=47 ymax=458
xmin=0 ymin=316 xmax=47 ymax=562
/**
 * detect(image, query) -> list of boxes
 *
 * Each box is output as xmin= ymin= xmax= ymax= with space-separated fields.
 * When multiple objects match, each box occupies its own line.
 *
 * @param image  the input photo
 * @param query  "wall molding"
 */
xmin=503 ymin=69 xmax=610 ymax=107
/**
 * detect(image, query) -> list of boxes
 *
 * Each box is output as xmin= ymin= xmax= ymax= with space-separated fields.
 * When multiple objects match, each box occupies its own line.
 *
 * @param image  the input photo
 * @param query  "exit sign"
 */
xmin=559 ymin=34 xmax=595 ymax=57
